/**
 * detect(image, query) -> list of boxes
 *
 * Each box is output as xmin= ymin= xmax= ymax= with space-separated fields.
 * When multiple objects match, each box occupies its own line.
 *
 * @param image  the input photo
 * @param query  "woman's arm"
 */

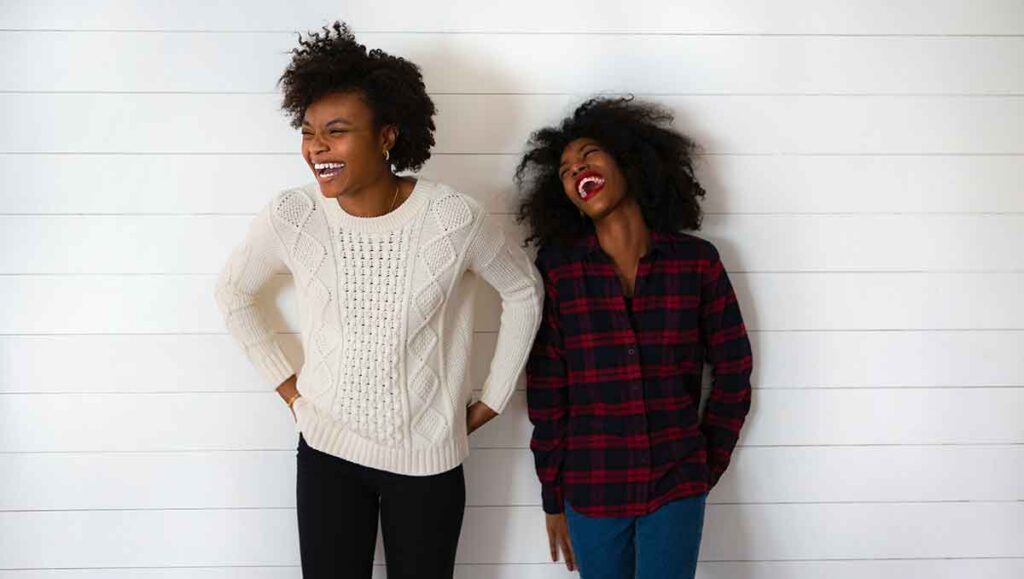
xmin=524 ymin=260 xmax=570 ymax=515
xmin=526 ymin=257 xmax=575 ymax=570
xmin=698 ymin=243 xmax=753 ymax=487
xmin=214 ymin=203 xmax=298 ymax=396
xmin=464 ymin=214 xmax=544 ymax=423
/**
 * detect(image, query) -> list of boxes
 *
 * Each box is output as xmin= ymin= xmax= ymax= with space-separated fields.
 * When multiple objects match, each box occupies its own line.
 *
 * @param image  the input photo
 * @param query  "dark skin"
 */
xmin=559 ymin=137 xmax=650 ymax=295
xmin=275 ymin=90 xmax=497 ymax=433
xmin=540 ymin=138 xmax=652 ymax=572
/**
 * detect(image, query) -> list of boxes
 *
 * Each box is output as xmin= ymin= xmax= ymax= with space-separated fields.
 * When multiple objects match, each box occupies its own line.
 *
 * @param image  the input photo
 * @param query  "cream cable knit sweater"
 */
xmin=214 ymin=180 xmax=543 ymax=475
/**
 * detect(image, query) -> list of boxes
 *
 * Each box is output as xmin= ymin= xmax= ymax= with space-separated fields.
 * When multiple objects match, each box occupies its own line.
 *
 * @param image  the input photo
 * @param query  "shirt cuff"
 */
xmin=542 ymin=483 xmax=565 ymax=514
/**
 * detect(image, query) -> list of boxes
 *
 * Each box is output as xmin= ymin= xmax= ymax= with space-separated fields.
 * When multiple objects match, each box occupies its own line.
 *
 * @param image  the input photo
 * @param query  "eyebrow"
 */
xmin=301 ymin=117 xmax=353 ymax=127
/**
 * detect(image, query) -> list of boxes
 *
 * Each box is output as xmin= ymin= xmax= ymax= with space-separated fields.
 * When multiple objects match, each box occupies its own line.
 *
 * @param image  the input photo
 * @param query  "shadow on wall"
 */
xmin=684 ymin=104 xmax=758 ymax=571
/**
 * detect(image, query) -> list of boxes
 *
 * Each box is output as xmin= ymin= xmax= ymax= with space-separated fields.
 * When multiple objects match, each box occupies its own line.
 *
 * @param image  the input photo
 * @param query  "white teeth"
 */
xmin=313 ymin=162 xmax=345 ymax=170
xmin=576 ymin=175 xmax=605 ymax=197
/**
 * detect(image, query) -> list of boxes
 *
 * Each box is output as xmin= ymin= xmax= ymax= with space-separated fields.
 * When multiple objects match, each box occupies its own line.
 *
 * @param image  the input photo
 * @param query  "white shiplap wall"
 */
xmin=2 ymin=1 xmax=1023 ymax=577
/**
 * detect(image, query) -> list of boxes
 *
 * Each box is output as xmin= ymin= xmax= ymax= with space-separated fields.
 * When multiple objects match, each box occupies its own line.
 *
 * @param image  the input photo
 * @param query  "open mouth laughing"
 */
xmin=313 ymin=161 xmax=346 ymax=181
xmin=574 ymin=171 xmax=606 ymax=201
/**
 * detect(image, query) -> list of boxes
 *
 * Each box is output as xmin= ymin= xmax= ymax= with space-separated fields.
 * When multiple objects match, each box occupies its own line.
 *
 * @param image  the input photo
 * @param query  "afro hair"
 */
xmin=278 ymin=21 xmax=436 ymax=172
xmin=516 ymin=96 xmax=705 ymax=248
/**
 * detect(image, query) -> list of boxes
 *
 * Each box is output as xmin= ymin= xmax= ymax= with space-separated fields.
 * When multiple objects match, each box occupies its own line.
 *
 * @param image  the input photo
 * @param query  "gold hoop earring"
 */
xmin=383 ymin=149 xmax=390 ymax=161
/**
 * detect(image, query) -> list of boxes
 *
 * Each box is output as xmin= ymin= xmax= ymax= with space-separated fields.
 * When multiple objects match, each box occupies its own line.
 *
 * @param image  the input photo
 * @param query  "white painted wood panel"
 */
xmin=2 ymin=446 xmax=1021 ymax=511
xmin=0 ymin=332 xmax=506 ymax=395
xmin=0 ymin=334 xmax=305 ymax=394
xmin=0 ymin=0 xmax=339 ymax=31
xmin=339 ymin=0 xmax=1024 ymax=35
xmin=5 ymin=331 xmax=1024 ymax=394
xmin=699 ymin=154 xmax=1024 ymax=215
xmin=1 ymin=388 xmax=1021 ymax=453
xmin=702 ymin=214 xmax=1024 ymax=272
xmin=4 ymin=154 xmax=1023 ymax=215
xmin=5 ymin=214 xmax=1024 ymax=274
xmin=749 ymin=330 xmax=1024 ymax=388
xmin=2 ymin=560 xmax=1023 ymax=579
xmin=3 ymin=1 xmax=1021 ymax=576
xmin=3 ymin=560 xmax=1024 ymax=579
xmin=1 ymin=330 xmax=1018 ymax=394
xmin=730 ymin=272 xmax=1024 ymax=331
xmin=2 ymin=0 xmax=1020 ymax=35
xmin=3 ymin=94 xmax=1022 ymax=155
xmin=2 ymin=273 xmax=1022 ymax=335
xmin=1 ymin=503 xmax=1021 ymax=568
xmin=6 ymin=32 xmax=1023 ymax=94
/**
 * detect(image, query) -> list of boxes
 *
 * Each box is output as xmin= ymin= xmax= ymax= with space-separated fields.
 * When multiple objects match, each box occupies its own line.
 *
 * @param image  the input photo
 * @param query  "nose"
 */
xmin=569 ymin=161 xmax=589 ymax=178
xmin=309 ymin=132 xmax=329 ymax=155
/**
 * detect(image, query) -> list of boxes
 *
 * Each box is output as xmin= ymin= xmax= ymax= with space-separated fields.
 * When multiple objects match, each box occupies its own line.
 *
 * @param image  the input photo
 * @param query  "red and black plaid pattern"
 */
xmin=527 ymin=232 xmax=752 ymax=517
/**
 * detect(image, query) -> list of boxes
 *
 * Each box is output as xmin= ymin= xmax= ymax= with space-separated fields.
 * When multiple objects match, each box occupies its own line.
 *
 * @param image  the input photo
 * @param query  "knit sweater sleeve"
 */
xmin=213 ymin=202 xmax=298 ymax=387
xmin=464 ymin=213 xmax=544 ymax=414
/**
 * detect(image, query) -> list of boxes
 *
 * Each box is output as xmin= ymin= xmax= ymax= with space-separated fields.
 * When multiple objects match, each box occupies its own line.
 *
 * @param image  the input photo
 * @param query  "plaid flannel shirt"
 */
xmin=527 ymin=231 xmax=752 ymax=517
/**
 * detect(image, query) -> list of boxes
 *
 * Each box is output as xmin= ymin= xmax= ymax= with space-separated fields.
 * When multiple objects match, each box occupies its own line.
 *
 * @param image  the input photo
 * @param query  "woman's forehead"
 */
xmin=303 ymin=91 xmax=372 ymax=124
xmin=561 ymin=137 xmax=600 ymax=161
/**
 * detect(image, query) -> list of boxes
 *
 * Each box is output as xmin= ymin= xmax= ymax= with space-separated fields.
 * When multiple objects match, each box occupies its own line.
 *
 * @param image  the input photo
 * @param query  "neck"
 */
xmin=593 ymin=198 xmax=650 ymax=264
xmin=338 ymin=173 xmax=402 ymax=218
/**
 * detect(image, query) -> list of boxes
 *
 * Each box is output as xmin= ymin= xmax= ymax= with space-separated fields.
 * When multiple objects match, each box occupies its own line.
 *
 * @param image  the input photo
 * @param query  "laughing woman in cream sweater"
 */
xmin=214 ymin=22 xmax=542 ymax=579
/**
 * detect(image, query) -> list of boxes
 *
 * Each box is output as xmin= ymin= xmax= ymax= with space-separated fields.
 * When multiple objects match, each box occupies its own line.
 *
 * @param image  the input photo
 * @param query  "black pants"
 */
xmin=296 ymin=436 xmax=466 ymax=579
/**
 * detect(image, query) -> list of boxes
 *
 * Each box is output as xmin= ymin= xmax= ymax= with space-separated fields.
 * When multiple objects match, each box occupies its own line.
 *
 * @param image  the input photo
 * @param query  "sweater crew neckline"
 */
xmin=320 ymin=178 xmax=429 ymax=233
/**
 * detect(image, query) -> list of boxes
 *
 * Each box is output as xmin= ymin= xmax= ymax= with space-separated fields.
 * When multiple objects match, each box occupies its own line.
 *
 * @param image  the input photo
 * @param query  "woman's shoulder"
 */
xmin=244 ymin=183 xmax=326 ymax=245
xmin=261 ymin=182 xmax=321 ymax=213
xmin=652 ymin=230 xmax=719 ymax=257
xmin=534 ymin=241 xmax=581 ymax=275
xmin=415 ymin=178 xmax=479 ymax=205
xmin=415 ymin=179 xmax=487 ymax=224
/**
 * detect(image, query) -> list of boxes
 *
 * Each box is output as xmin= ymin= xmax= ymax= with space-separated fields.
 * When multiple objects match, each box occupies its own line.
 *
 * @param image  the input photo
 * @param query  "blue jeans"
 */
xmin=565 ymin=494 xmax=707 ymax=579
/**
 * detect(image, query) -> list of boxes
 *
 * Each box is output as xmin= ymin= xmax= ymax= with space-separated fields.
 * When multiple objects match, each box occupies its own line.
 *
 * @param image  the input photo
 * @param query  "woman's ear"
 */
xmin=380 ymin=125 xmax=399 ymax=153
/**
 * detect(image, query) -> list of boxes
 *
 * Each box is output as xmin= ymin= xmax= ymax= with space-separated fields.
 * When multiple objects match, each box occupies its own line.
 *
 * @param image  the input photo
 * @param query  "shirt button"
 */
xmin=627 ymin=347 xmax=636 ymax=356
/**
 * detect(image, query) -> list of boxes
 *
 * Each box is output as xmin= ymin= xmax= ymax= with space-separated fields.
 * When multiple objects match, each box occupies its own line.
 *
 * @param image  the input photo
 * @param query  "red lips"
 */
xmin=574 ymin=170 xmax=606 ymax=201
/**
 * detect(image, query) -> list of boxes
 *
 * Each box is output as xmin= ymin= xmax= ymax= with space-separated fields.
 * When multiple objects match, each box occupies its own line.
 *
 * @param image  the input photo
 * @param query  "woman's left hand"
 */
xmin=466 ymin=401 xmax=498 ymax=434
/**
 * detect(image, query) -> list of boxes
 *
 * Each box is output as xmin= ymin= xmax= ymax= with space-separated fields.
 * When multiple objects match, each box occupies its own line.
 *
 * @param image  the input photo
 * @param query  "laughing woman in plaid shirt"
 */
xmin=516 ymin=97 xmax=753 ymax=579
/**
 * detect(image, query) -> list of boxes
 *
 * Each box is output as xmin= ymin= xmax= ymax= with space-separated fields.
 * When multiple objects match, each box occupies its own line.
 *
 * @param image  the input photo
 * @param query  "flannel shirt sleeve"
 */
xmin=526 ymin=259 xmax=570 ymax=514
xmin=699 ymin=244 xmax=753 ymax=487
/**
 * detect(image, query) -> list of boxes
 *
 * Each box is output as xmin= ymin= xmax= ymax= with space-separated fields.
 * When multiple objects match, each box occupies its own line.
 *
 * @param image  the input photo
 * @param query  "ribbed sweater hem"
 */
xmin=294 ymin=398 xmax=469 ymax=476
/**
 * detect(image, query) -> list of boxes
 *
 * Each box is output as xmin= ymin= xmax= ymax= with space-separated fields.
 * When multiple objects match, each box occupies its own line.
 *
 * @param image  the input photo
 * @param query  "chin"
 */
xmin=584 ymin=201 xmax=616 ymax=222
xmin=313 ymin=178 xmax=346 ymax=199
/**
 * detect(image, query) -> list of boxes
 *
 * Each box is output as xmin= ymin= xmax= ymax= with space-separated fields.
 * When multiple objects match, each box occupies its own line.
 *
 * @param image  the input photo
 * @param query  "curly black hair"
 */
xmin=516 ymin=96 xmax=705 ymax=248
xmin=278 ymin=21 xmax=436 ymax=172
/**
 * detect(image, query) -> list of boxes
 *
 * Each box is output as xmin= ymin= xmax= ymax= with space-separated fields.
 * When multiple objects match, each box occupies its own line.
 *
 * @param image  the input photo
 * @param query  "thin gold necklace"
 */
xmin=388 ymin=181 xmax=402 ymax=213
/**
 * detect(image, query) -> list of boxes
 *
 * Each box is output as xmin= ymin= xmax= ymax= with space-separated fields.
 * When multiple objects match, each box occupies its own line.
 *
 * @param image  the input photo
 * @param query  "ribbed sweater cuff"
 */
xmin=252 ymin=342 xmax=296 ymax=387
xmin=479 ymin=376 xmax=517 ymax=414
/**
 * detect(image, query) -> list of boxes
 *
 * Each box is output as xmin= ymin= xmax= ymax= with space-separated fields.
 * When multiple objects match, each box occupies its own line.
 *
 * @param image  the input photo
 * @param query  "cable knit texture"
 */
xmin=215 ymin=179 xmax=543 ymax=475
